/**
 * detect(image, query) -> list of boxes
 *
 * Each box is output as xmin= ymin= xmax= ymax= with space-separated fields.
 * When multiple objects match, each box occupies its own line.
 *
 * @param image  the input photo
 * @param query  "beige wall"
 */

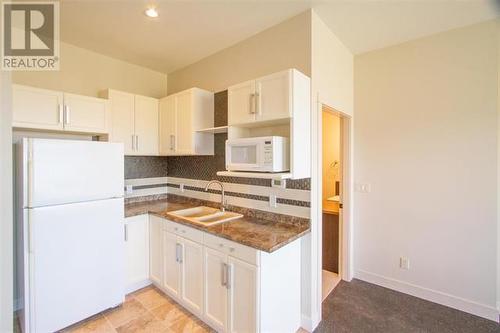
xmin=0 ymin=72 xmax=13 ymax=332
xmin=354 ymin=20 xmax=498 ymax=320
xmin=322 ymin=109 xmax=340 ymax=212
xmin=167 ymin=11 xmax=311 ymax=94
xmin=12 ymin=42 xmax=168 ymax=98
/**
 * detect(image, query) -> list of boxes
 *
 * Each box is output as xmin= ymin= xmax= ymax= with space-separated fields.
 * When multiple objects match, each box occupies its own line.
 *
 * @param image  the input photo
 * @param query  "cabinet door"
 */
xmin=125 ymin=215 xmax=150 ymax=293
xmin=179 ymin=237 xmax=203 ymax=316
xmin=175 ymin=91 xmax=193 ymax=155
xmin=12 ymin=84 xmax=64 ymax=131
xmin=159 ymin=96 xmax=176 ymax=155
xmin=108 ymin=90 xmax=135 ymax=155
xmin=134 ymin=95 xmax=159 ymax=156
xmin=255 ymin=70 xmax=290 ymax=121
xmin=63 ymin=93 xmax=108 ymax=134
xmin=163 ymin=231 xmax=181 ymax=299
xmin=203 ymin=248 xmax=228 ymax=332
xmin=228 ymin=256 xmax=258 ymax=333
xmin=149 ymin=216 xmax=163 ymax=286
xmin=228 ymin=80 xmax=256 ymax=125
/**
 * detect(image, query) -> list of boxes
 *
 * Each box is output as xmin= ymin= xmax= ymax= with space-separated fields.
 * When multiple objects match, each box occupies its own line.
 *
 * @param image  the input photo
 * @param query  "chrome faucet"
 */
xmin=205 ymin=180 xmax=226 ymax=212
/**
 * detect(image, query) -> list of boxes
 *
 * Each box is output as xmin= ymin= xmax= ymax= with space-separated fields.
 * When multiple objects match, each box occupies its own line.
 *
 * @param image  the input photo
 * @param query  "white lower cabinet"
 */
xmin=204 ymin=248 xmax=229 ymax=331
xmin=125 ymin=215 xmax=150 ymax=293
xmin=148 ymin=215 xmax=302 ymax=333
xmin=149 ymin=215 xmax=163 ymax=286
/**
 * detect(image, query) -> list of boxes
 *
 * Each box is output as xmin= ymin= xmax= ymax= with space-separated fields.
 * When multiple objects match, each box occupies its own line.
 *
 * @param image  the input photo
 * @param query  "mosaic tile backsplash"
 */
xmin=124 ymin=156 xmax=168 ymax=179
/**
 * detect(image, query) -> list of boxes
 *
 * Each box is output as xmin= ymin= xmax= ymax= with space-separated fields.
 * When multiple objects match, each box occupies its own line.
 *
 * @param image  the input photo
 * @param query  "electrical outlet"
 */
xmin=400 ymin=257 xmax=410 ymax=270
xmin=180 ymin=184 xmax=184 ymax=192
xmin=269 ymin=194 xmax=277 ymax=208
xmin=125 ymin=185 xmax=133 ymax=194
xmin=272 ymin=179 xmax=286 ymax=188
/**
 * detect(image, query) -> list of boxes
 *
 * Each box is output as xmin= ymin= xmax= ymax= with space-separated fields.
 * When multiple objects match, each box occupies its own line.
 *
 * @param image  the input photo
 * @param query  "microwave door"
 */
xmin=227 ymin=143 xmax=263 ymax=171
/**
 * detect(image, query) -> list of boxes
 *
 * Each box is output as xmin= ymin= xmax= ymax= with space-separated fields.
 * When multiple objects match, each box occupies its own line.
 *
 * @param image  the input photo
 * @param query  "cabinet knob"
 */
xmin=219 ymin=243 xmax=223 ymax=248
xmin=229 ymin=247 xmax=235 ymax=252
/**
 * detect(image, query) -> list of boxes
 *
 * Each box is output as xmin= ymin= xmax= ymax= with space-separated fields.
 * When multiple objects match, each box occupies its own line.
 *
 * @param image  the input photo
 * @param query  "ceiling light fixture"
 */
xmin=145 ymin=7 xmax=158 ymax=18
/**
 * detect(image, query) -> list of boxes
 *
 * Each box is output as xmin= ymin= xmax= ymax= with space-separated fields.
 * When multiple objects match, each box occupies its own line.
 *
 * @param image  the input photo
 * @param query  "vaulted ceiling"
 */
xmin=60 ymin=1 xmax=499 ymax=74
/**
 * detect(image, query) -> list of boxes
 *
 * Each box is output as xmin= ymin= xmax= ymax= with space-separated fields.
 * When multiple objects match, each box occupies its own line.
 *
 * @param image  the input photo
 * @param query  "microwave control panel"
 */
xmin=264 ymin=141 xmax=273 ymax=164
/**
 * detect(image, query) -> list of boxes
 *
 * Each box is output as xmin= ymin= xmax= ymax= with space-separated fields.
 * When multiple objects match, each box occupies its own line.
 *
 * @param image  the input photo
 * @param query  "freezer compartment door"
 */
xmin=26 ymin=198 xmax=125 ymax=333
xmin=26 ymin=138 xmax=124 ymax=207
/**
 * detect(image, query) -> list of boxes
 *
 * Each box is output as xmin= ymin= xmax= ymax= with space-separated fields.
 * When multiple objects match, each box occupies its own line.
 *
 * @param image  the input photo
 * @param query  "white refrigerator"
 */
xmin=16 ymin=138 xmax=125 ymax=333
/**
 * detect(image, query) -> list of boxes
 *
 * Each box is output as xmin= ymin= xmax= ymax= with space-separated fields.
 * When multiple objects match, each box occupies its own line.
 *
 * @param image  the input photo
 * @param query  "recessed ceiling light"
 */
xmin=145 ymin=7 xmax=158 ymax=18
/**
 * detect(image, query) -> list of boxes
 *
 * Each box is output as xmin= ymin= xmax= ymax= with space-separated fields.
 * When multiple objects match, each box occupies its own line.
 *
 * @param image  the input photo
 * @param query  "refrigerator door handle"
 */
xmin=124 ymin=224 xmax=128 ymax=242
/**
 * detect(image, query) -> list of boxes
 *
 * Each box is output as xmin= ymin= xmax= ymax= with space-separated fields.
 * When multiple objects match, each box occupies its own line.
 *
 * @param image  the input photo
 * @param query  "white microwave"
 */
xmin=225 ymin=136 xmax=290 ymax=172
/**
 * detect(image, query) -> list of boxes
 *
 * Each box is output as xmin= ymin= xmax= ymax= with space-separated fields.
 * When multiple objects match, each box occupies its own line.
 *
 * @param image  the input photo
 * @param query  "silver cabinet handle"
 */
xmin=221 ymin=263 xmax=227 ymax=286
xmin=63 ymin=105 xmax=70 ymax=124
xmin=249 ymin=93 xmax=256 ymax=114
xmin=136 ymin=135 xmax=139 ymax=151
xmin=175 ymin=243 xmax=183 ymax=263
xmin=226 ymin=264 xmax=231 ymax=289
xmin=124 ymin=224 xmax=128 ymax=242
xmin=170 ymin=135 xmax=174 ymax=150
xmin=58 ymin=104 xmax=63 ymax=124
xmin=131 ymin=135 xmax=135 ymax=151
xmin=255 ymin=92 xmax=260 ymax=115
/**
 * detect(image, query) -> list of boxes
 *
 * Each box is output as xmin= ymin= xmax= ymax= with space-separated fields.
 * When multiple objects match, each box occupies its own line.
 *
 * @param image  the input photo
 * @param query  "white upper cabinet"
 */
xmin=12 ymin=84 xmax=108 ymax=134
xmin=134 ymin=95 xmax=159 ymax=156
xmin=103 ymin=89 xmax=159 ymax=156
xmin=255 ymin=70 xmax=290 ymax=122
xmin=63 ymin=93 xmax=108 ymax=134
xmin=159 ymin=88 xmax=214 ymax=156
xmin=228 ymin=69 xmax=309 ymax=126
xmin=227 ymin=80 xmax=256 ymax=125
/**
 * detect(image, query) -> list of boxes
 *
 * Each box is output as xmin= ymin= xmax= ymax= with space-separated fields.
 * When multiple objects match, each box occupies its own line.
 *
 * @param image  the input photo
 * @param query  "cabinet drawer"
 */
xmin=203 ymin=233 xmax=259 ymax=266
xmin=164 ymin=220 xmax=204 ymax=244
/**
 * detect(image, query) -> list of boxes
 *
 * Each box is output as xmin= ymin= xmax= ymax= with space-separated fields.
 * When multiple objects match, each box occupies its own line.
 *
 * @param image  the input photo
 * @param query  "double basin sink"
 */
xmin=167 ymin=206 xmax=243 ymax=226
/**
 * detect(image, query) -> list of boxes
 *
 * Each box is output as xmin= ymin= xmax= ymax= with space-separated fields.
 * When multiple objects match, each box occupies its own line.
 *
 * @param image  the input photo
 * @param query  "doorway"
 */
xmin=321 ymin=105 xmax=343 ymax=301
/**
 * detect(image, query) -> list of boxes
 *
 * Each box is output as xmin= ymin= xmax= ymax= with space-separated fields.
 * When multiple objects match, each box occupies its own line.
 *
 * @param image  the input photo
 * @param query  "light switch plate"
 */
xmin=180 ymin=184 xmax=184 ymax=192
xmin=355 ymin=183 xmax=371 ymax=193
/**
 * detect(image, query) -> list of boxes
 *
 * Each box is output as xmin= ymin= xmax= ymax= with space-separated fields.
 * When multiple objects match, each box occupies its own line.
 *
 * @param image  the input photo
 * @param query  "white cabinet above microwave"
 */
xmin=228 ymin=69 xmax=309 ymax=126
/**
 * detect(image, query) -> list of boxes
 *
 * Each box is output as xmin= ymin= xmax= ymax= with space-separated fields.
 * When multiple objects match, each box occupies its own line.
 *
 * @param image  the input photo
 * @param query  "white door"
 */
xmin=125 ymin=215 xmax=149 ymax=293
xmin=25 ymin=138 xmax=124 ymax=207
xmin=203 ymin=248 xmax=227 ymax=332
xmin=175 ymin=91 xmax=193 ymax=155
xmin=63 ymin=93 xmax=108 ymax=134
xmin=108 ymin=90 xmax=135 ymax=155
xmin=27 ymin=198 xmax=124 ymax=333
xmin=163 ymin=231 xmax=181 ymax=299
xmin=228 ymin=80 xmax=256 ymax=125
xmin=159 ymin=96 xmax=176 ymax=155
xmin=149 ymin=216 xmax=163 ymax=286
xmin=12 ymin=84 xmax=64 ymax=131
xmin=179 ymin=237 xmax=203 ymax=316
xmin=134 ymin=95 xmax=159 ymax=155
xmin=227 ymin=257 xmax=258 ymax=333
xmin=255 ymin=70 xmax=290 ymax=121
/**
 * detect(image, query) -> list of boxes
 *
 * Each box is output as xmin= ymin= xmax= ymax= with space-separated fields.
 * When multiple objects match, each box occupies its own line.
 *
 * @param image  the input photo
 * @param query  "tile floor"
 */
xmin=15 ymin=285 xmax=213 ymax=333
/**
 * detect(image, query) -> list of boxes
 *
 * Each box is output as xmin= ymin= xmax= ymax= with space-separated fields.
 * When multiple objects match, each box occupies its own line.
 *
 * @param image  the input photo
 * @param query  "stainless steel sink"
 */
xmin=168 ymin=206 xmax=243 ymax=226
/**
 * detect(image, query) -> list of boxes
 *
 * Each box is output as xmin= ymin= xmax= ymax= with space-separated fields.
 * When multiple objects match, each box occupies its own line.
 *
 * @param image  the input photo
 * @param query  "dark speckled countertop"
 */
xmin=125 ymin=197 xmax=310 ymax=253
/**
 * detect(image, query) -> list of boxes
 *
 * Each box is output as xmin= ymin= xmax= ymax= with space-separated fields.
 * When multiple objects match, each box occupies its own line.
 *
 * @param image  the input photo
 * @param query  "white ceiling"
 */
xmin=60 ymin=1 xmax=499 ymax=74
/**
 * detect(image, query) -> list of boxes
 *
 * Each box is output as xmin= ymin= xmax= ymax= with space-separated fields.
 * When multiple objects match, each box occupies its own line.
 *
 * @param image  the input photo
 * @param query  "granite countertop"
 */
xmin=125 ymin=198 xmax=310 ymax=253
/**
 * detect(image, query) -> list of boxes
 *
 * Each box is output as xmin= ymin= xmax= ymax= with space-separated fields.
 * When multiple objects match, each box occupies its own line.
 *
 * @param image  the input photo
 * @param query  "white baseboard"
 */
xmin=300 ymin=314 xmax=313 ymax=332
xmin=125 ymin=279 xmax=152 ymax=295
xmin=355 ymin=269 xmax=499 ymax=322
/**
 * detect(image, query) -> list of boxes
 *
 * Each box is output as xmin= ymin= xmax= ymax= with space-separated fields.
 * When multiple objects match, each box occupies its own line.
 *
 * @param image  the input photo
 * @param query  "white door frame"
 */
xmin=311 ymin=99 xmax=353 ymax=329
xmin=0 ymin=71 xmax=13 ymax=332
